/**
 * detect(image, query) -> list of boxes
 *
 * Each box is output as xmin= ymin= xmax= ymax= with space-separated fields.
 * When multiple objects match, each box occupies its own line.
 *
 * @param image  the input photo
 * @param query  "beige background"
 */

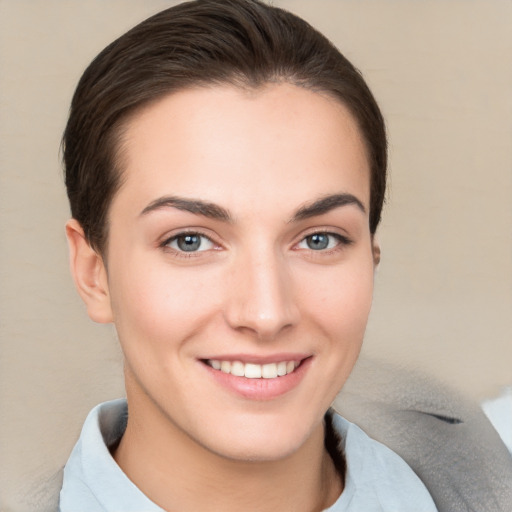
xmin=1 ymin=1 xmax=511 ymax=510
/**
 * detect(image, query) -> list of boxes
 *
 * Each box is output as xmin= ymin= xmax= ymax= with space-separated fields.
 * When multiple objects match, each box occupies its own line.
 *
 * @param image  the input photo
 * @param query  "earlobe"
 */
xmin=65 ymin=219 xmax=114 ymax=324
xmin=372 ymin=237 xmax=381 ymax=268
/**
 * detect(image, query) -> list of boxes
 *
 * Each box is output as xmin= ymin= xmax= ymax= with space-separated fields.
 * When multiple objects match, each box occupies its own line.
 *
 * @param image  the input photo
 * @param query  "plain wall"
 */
xmin=1 ymin=1 xmax=511 ymax=510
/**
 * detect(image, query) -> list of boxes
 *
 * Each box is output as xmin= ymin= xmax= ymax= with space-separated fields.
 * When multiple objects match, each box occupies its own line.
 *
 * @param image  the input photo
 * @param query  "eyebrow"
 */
xmin=290 ymin=193 xmax=366 ymax=222
xmin=140 ymin=196 xmax=232 ymax=222
xmin=140 ymin=192 xmax=365 ymax=223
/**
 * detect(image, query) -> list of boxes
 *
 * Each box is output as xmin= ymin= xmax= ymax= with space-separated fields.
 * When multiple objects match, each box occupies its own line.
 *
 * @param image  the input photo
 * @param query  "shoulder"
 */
xmin=328 ymin=413 xmax=437 ymax=511
xmin=59 ymin=399 xmax=164 ymax=512
xmin=333 ymin=358 xmax=512 ymax=512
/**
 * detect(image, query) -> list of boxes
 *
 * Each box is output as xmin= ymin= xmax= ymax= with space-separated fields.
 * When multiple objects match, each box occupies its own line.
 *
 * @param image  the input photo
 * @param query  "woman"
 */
xmin=60 ymin=0 xmax=437 ymax=510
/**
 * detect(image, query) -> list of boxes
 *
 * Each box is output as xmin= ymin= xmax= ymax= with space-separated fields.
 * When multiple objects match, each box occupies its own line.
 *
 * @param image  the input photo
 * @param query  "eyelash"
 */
xmin=161 ymin=231 xmax=218 ymax=258
xmin=161 ymin=229 xmax=352 ymax=258
xmin=294 ymin=231 xmax=352 ymax=254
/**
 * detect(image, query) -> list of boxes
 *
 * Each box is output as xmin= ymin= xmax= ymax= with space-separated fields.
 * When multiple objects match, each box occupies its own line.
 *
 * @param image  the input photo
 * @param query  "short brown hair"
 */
xmin=63 ymin=0 xmax=387 ymax=253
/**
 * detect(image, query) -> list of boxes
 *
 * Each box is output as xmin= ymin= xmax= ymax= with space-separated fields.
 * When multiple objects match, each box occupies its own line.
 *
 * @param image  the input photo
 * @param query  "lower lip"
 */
xmin=201 ymin=358 xmax=312 ymax=401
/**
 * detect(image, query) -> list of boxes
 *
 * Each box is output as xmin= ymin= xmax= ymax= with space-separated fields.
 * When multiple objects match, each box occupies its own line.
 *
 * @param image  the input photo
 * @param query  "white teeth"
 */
xmin=276 ymin=361 xmax=287 ymax=376
xmin=244 ymin=363 xmax=262 ymax=379
xmin=261 ymin=363 xmax=278 ymax=379
xmin=207 ymin=359 xmax=299 ymax=379
xmin=220 ymin=360 xmax=231 ymax=374
xmin=210 ymin=360 xmax=221 ymax=370
xmin=231 ymin=361 xmax=245 ymax=377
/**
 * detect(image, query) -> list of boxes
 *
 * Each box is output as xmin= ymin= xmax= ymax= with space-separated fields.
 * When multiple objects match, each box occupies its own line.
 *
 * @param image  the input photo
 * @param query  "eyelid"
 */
xmin=167 ymin=233 xmax=214 ymax=251
xmin=295 ymin=226 xmax=352 ymax=244
xmin=292 ymin=228 xmax=353 ymax=253
xmin=159 ymin=228 xmax=222 ymax=256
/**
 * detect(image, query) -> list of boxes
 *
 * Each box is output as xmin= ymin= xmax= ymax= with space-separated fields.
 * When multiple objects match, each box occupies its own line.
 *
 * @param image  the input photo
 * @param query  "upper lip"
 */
xmin=200 ymin=353 xmax=311 ymax=364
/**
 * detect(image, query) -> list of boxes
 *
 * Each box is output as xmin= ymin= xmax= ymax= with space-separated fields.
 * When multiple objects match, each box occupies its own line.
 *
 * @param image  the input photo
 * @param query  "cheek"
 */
xmin=299 ymin=261 xmax=374 ymax=339
xmin=296 ymin=259 xmax=375 ymax=411
xmin=108 ymin=259 xmax=221 ymax=357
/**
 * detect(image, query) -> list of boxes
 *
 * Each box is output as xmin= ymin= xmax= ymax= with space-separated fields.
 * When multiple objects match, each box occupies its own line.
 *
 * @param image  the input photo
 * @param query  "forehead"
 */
xmin=113 ymin=83 xmax=370 ymax=218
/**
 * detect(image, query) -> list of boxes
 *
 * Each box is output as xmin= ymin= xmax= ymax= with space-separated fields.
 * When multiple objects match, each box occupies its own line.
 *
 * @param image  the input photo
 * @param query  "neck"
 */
xmin=114 ymin=392 xmax=342 ymax=512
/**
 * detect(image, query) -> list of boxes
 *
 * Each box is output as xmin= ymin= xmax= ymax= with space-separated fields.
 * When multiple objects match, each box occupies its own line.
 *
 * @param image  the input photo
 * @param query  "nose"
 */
xmin=224 ymin=248 xmax=300 ymax=341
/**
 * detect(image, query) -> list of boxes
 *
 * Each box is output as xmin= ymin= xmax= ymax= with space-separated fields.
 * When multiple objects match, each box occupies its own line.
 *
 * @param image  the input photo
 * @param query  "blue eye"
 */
xmin=298 ymin=233 xmax=345 ymax=251
xmin=166 ymin=233 xmax=214 ymax=252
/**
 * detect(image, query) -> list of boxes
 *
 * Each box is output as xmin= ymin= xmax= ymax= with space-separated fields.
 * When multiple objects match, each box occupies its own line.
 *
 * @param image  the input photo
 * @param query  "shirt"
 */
xmin=60 ymin=399 xmax=437 ymax=511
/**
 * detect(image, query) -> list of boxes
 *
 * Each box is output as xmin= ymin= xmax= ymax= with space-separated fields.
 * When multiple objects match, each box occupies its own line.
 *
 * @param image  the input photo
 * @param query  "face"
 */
xmin=94 ymin=84 xmax=375 ymax=461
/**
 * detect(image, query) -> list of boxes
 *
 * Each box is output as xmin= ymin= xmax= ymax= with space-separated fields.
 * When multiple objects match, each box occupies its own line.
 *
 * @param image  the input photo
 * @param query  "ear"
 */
xmin=371 ymin=235 xmax=381 ymax=268
xmin=65 ymin=219 xmax=114 ymax=323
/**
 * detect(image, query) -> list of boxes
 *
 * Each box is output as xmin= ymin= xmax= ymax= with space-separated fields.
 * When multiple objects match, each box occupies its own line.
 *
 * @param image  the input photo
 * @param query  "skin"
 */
xmin=67 ymin=83 xmax=378 ymax=512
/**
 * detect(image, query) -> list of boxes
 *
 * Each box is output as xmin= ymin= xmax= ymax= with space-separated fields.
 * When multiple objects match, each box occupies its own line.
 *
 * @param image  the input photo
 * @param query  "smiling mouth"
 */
xmin=204 ymin=359 xmax=301 ymax=379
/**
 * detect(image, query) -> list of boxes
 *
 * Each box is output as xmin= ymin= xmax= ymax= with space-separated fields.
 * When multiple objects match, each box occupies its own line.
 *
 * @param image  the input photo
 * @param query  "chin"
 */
xmin=194 ymin=410 xmax=323 ymax=463
xmin=206 ymin=434 xmax=305 ymax=463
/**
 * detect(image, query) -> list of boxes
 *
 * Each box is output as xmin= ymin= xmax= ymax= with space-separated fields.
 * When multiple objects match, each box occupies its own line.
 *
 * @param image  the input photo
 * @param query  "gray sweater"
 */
xmin=334 ymin=358 xmax=512 ymax=512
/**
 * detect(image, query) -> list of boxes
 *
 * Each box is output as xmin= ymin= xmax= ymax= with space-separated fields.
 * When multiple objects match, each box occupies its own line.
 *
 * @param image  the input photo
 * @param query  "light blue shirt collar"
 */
xmin=60 ymin=399 xmax=437 ymax=511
